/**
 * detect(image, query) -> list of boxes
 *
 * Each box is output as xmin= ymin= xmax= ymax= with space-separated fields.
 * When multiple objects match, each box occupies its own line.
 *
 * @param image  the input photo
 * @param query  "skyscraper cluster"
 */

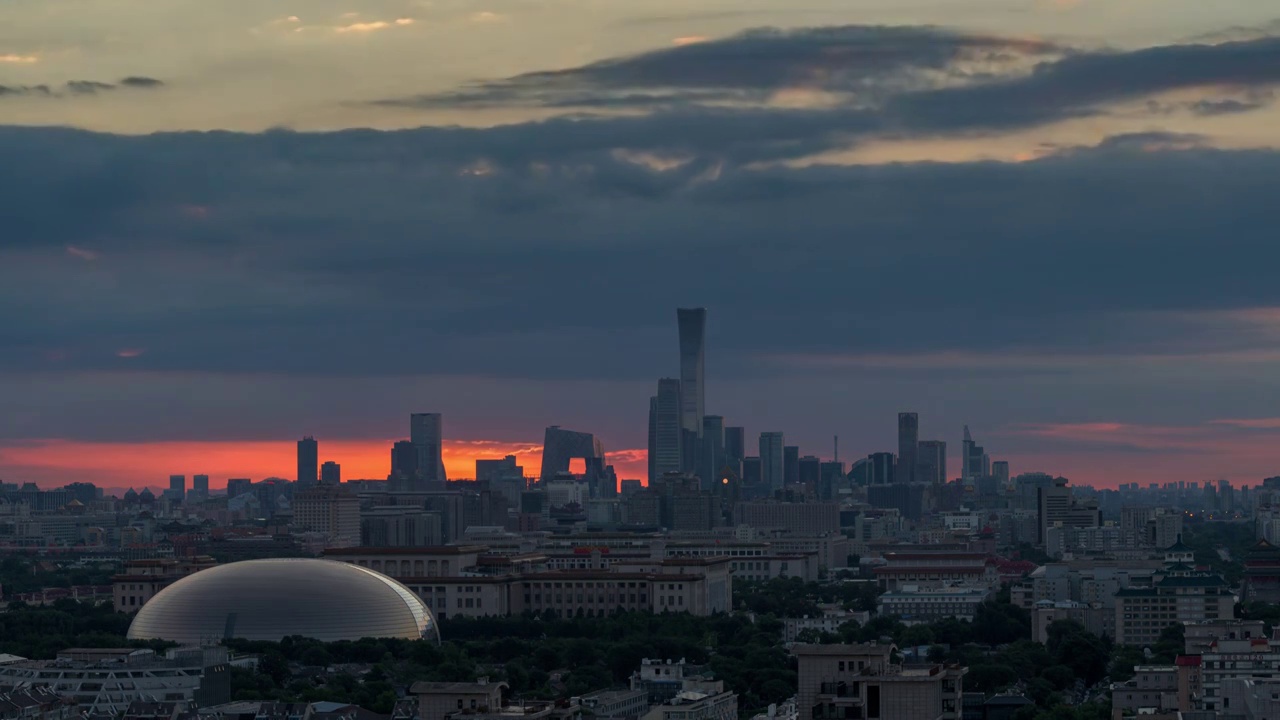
xmin=645 ymin=308 xmax=844 ymax=500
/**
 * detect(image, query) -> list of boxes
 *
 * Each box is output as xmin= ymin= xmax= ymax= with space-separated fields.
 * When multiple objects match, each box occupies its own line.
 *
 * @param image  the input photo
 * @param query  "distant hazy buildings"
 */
xmin=297 ymin=436 xmax=318 ymax=488
xmin=897 ymin=413 xmax=918 ymax=484
xmin=411 ymin=413 xmax=446 ymax=486
xmin=759 ymin=432 xmax=785 ymax=492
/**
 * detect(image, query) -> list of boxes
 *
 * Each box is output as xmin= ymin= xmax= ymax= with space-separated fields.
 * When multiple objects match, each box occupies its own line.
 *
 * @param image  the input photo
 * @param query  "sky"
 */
xmin=4 ymin=0 xmax=1280 ymax=491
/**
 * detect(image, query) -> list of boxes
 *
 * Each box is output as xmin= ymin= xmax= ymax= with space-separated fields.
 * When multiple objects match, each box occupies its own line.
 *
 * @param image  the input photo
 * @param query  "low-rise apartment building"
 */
xmin=792 ymin=644 xmax=966 ymax=720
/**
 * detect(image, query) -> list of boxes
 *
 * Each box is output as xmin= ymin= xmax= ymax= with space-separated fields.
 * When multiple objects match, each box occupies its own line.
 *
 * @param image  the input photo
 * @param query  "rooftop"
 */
xmin=790 ymin=643 xmax=893 ymax=658
xmin=411 ymin=681 xmax=508 ymax=694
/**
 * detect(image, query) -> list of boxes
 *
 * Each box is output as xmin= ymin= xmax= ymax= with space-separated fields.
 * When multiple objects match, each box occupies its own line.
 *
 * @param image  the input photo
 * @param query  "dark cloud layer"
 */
xmin=0 ymin=77 xmax=164 ymax=99
xmin=387 ymin=25 xmax=1060 ymax=109
xmin=382 ymin=25 xmax=1280 ymax=139
xmin=2 ymin=120 xmax=1280 ymax=387
xmin=2 ymin=24 xmax=1280 ymax=424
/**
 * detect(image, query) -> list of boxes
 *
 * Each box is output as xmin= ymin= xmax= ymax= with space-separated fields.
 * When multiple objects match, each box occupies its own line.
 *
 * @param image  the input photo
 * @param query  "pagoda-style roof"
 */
xmin=1246 ymin=539 xmax=1280 ymax=559
xmin=1164 ymin=539 xmax=1193 ymax=553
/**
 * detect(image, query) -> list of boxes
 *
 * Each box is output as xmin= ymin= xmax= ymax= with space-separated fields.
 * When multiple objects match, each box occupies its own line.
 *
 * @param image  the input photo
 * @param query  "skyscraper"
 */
xmin=653 ymin=379 xmax=684 ymax=478
xmin=192 ymin=474 xmax=209 ymax=498
xmin=991 ymin=460 xmax=1010 ymax=485
xmin=227 ymin=478 xmax=251 ymax=499
xmin=648 ymin=396 xmax=659 ymax=484
xmin=677 ymin=308 xmax=706 ymax=438
xmin=168 ymin=474 xmax=185 ymax=501
xmin=760 ymin=432 xmax=785 ymax=491
xmin=410 ymin=413 xmax=446 ymax=486
xmin=897 ymin=413 xmax=919 ymax=484
xmin=678 ymin=308 xmax=706 ymax=476
xmin=798 ymin=455 xmax=821 ymax=488
xmin=784 ymin=446 xmax=800 ymax=486
xmin=962 ymin=426 xmax=988 ymax=484
xmin=297 ymin=436 xmax=318 ymax=488
xmin=390 ymin=440 xmax=418 ymax=483
xmin=701 ymin=415 xmax=726 ymax=489
xmin=868 ymin=452 xmax=895 ymax=485
xmin=539 ymin=426 xmax=605 ymax=482
xmin=320 ymin=461 xmax=341 ymax=484
xmin=917 ymin=440 xmax=947 ymax=485
xmin=724 ymin=426 xmax=746 ymax=477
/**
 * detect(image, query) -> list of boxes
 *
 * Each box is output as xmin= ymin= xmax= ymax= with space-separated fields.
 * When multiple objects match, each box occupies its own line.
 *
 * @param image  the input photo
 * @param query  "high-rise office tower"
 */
xmin=227 ymin=478 xmax=252 ymax=499
xmin=962 ymin=426 xmax=988 ymax=484
xmin=760 ymin=432 xmax=785 ymax=491
xmin=798 ymin=455 xmax=821 ymax=487
xmin=653 ymin=379 xmax=684 ymax=478
xmin=320 ymin=461 xmax=341 ymax=484
xmin=677 ymin=308 xmax=706 ymax=438
xmin=390 ymin=440 xmax=418 ymax=482
xmin=868 ymin=452 xmax=896 ymax=485
xmin=819 ymin=461 xmax=845 ymax=500
xmin=648 ymin=396 xmax=659 ymax=484
xmin=784 ymin=446 xmax=800 ymax=486
xmin=897 ymin=413 xmax=919 ymax=484
xmin=701 ymin=415 xmax=726 ymax=489
xmin=724 ymin=426 xmax=746 ymax=477
xmin=678 ymin=308 xmax=706 ymax=476
xmin=297 ymin=437 xmax=318 ymax=488
xmin=168 ymin=474 xmax=186 ymax=501
xmin=991 ymin=460 xmax=1010 ymax=485
xmin=410 ymin=413 xmax=446 ymax=486
xmin=192 ymin=474 xmax=209 ymax=498
xmin=917 ymin=440 xmax=947 ymax=485
xmin=742 ymin=457 xmax=763 ymax=487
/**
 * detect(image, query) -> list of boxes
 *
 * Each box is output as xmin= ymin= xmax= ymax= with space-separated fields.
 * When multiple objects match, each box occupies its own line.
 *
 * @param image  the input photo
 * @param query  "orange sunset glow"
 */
xmin=0 ymin=439 xmax=650 ymax=490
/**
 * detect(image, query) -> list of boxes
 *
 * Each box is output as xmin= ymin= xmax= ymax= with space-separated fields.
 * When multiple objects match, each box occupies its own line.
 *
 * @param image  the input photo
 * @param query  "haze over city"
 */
xmin=5 ymin=0 xmax=1280 ymax=489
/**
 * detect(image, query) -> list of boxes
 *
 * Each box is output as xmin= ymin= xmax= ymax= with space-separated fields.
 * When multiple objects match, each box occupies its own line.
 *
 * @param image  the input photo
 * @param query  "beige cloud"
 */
xmin=671 ymin=36 xmax=709 ymax=47
xmin=469 ymin=11 xmax=506 ymax=23
xmin=335 ymin=18 xmax=414 ymax=33
xmin=0 ymin=53 xmax=39 ymax=64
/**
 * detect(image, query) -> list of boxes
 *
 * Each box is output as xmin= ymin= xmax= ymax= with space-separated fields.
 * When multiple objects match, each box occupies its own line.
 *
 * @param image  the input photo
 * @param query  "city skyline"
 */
xmin=5 ymin=4 xmax=1280 ymax=490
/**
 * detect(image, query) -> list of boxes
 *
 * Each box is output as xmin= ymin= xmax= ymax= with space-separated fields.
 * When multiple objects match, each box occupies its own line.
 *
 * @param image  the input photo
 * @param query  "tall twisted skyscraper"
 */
xmin=677 ymin=308 xmax=707 ymax=475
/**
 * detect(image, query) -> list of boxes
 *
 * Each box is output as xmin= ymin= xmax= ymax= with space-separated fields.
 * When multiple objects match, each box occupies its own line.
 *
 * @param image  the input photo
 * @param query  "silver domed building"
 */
xmin=127 ymin=559 xmax=438 ymax=645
